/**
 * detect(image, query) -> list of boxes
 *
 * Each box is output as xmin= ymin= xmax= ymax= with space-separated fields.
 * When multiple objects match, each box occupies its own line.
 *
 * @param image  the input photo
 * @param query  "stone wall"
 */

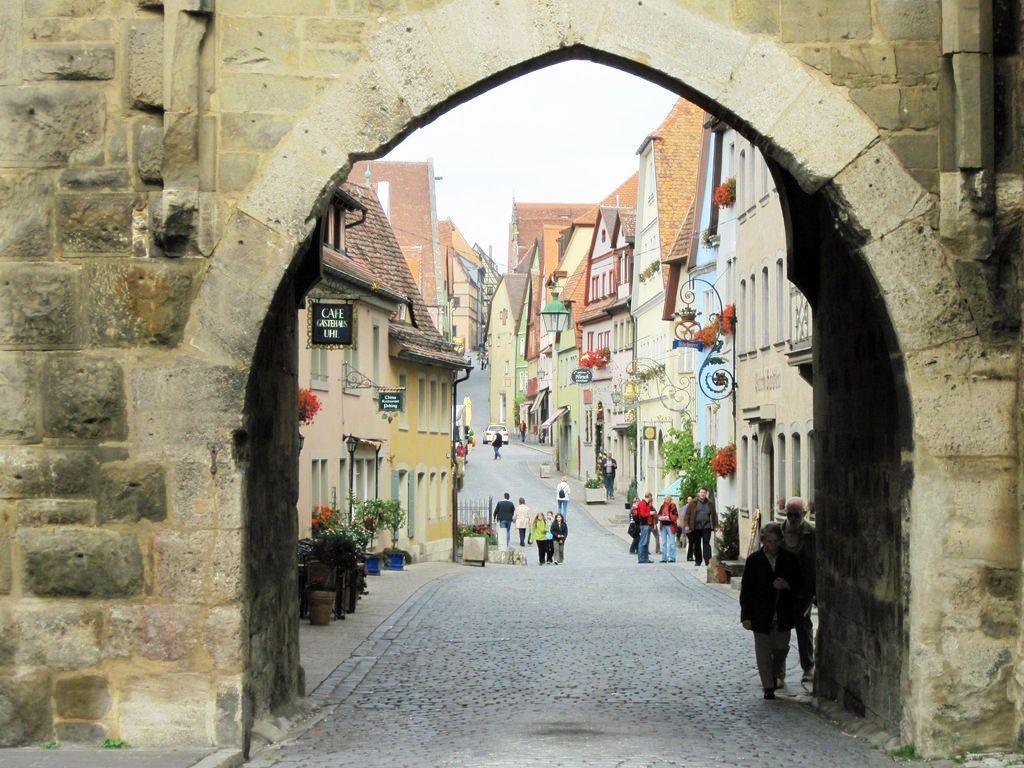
xmin=0 ymin=0 xmax=1020 ymax=756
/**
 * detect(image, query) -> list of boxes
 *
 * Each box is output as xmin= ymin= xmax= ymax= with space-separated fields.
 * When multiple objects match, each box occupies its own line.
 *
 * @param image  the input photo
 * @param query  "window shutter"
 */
xmin=391 ymin=470 xmax=402 ymax=541
xmin=407 ymin=473 xmax=415 ymax=539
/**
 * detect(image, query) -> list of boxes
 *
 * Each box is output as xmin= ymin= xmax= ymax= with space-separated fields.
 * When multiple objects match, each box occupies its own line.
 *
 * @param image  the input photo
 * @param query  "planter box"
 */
xmin=462 ymin=535 xmax=487 ymax=566
xmin=539 ymin=463 xmax=551 ymax=478
xmin=585 ymin=487 xmax=606 ymax=504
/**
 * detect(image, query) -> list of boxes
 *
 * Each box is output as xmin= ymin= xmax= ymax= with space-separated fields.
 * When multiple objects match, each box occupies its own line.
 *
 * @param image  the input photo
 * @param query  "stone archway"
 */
xmin=1 ymin=0 xmax=1018 ymax=758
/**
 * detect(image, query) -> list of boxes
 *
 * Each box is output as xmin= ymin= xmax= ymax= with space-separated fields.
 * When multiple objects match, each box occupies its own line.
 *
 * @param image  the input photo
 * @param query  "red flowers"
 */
xmin=312 ymin=504 xmax=340 ymax=536
xmin=580 ymin=348 xmax=611 ymax=369
xmin=721 ymin=304 xmax=736 ymax=336
xmin=693 ymin=318 xmax=721 ymax=347
xmin=712 ymin=178 xmax=736 ymax=208
xmin=298 ymin=387 xmax=322 ymax=426
xmin=712 ymin=444 xmax=737 ymax=477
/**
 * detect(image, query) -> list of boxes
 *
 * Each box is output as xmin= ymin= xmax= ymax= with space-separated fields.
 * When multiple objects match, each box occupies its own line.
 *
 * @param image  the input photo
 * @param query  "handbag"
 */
xmin=627 ymin=520 xmax=639 ymax=538
xmin=545 ymin=531 xmax=553 ymax=540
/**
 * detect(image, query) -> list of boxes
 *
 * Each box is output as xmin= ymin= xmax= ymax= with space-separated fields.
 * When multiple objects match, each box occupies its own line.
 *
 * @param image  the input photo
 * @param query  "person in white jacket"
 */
xmin=556 ymin=477 xmax=570 ymax=519
xmin=513 ymin=497 xmax=531 ymax=547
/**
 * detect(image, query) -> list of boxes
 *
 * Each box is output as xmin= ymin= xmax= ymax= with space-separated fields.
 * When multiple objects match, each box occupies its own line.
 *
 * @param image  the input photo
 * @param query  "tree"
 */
xmin=662 ymin=423 xmax=717 ymax=500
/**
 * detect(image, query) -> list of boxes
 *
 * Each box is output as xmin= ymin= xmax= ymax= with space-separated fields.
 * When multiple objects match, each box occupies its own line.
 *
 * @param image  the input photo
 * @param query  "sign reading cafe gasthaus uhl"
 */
xmin=307 ymin=299 xmax=354 ymax=348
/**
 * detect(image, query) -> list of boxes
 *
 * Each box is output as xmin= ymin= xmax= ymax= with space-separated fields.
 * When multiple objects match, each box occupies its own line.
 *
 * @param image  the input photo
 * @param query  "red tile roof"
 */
xmin=509 ymin=201 xmax=592 ymax=271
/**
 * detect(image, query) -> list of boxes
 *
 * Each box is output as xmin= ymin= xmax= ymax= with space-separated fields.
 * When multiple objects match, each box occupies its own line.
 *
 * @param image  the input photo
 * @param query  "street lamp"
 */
xmin=345 ymin=435 xmax=359 ymax=522
xmin=540 ymin=292 xmax=571 ymax=335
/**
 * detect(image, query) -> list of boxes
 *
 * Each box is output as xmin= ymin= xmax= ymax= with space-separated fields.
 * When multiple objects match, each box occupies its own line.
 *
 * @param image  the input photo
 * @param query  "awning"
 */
xmin=611 ymin=419 xmax=632 ymax=431
xmin=658 ymin=477 xmax=683 ymax=499
xmin=529 ymin=386 xmax=550 ymax=413
xmin=540 ymin=406 xmax=569 ymax=430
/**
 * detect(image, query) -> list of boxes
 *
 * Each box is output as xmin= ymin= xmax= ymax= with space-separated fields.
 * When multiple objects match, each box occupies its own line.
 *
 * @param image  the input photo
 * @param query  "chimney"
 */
xmin=615 ymin=194 xmax=620 ymax=207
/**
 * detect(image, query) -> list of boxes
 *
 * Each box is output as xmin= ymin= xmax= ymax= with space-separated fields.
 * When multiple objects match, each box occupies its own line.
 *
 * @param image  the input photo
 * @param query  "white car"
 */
xmin=483 ymin=424 xmax=510 ymax=445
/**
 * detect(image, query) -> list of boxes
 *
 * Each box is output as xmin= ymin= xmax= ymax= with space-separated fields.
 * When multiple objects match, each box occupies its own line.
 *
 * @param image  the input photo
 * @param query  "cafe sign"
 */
xmin=570 ymin=368 xmax=593 ymax=384
xmin=378 ymin=389 xmax=405 ymax=413
xmin=307 ymin=299 xmax=354 ymax=348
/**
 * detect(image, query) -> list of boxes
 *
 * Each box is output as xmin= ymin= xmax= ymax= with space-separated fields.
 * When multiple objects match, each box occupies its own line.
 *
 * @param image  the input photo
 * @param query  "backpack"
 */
xmin=558 ymin=485 xmax=566 ymax=500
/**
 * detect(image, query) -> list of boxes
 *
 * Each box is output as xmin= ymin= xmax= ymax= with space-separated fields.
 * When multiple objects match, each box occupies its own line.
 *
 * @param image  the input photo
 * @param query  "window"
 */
xmin=453 ymin=325 xmax=458 ymax=338
xmin=343 ymin=341 xmax=360 ymax=395
xmin=429 ymin=379 xmax=438 ymax=432
xmin=747 ymin=149 xmax=756 ymax=209
xmin=416 ymin=471 xmax=426 ymax=525
xmin=452 ymin=296 xmax=460 ymax=307
xmin=761 ymin=266 xmax=770 ymax=347
xmin=338 ymin=457 xmax=347 ymax=504
xmin=807 ymin=431 xmax=815 ymax=506
xmin=397 ymin=373 xmax=408 ymax=430
xmin=310 ymin=347 xmax=329 ymax=390
xmin=429 ymin=471 xmax=438 ymax=520
xmin=440 ymin=472 xmax=448 ymax=518
xmin=740 ymin=436 xmax=748 ymax=509
xmin=440 ymin=381 xmax=450 ymax=433
xmin=587 ymin=331 xmax=594 ymax=351
xmin=738 ymin=280 xmax=746 ymax=352
xmin=585 ymin=408 xmax=593 ymax=444
xmin=372 ymin=324 xmax=381 ymax=383
xmin=737 ymin=149 xmax=746 ymax=210
xmin=792 ymin=433 xmax=802 ymax=497
xmin=417 ymin=376 xmax=426 ymax=432
xmin=353 ymin=458 xmax=363 ymax=502
xmin=777 ymin=434 xmax=787 ymax=507
xmin=761 ymin=156 xmax=770 ymax=200
xmin=311 ymin=458 xmax=328 ymax=508
xmin=776 ymin=259 xmax=785 ymax=343
xmin=751 ymin=434 xmax=759 ymax=511
xmin=748 ymin=274 xmax=757 ymax=352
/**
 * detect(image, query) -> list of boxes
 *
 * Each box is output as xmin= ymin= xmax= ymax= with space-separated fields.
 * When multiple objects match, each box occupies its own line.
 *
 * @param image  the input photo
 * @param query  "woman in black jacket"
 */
xmin=740 ymin=522 xmax=804 ymax=699
xmin=550 ymin=513 xmax=568 ymax=564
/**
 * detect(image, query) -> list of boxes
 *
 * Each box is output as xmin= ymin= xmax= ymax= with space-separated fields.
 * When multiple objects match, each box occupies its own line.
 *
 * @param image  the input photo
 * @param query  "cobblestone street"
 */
xmin=251 ymin=440 xmax=894 ymax=768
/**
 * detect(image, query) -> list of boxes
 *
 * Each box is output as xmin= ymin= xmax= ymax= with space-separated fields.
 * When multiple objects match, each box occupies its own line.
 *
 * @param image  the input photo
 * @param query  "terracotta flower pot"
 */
xmin=309 ymin=590 xmax=334 ymax=625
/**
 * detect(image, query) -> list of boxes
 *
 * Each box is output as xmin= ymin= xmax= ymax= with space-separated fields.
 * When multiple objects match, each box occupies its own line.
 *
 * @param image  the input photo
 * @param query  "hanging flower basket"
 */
xmin=298 ymin=388 xmax=322 ymax=426
xmin=579 ymin=348 xmax=611 ymax=369
xmin=721 ymin=303 xmax=736 ymax=335
xmin=712 ymin=444 xmax=737 ymax=477
xmin=712 ymin=178 xmax=736 ymax=209
xmin=693 ymin=317 xmax=721 ymax=347
xmin=700 ymin=228 xmax=720 ymax=248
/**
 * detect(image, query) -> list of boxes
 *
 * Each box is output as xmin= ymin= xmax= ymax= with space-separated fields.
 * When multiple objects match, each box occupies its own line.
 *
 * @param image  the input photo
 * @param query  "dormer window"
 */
xmin=321 ymin=204 xmax=345 ymax=251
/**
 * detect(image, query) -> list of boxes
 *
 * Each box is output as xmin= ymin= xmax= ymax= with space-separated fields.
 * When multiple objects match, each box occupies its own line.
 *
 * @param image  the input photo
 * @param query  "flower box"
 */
xmin=461 ymin=535 xmax=488 ymax=566
xmin=585 ymin=487 xmax=606 ymax=504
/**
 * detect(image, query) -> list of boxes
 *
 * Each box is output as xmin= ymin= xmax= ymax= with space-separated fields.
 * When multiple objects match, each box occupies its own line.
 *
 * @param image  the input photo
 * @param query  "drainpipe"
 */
xmin=451 ymin=365 xmax=472 ymax=561
xmin=632 ymin=313 xmax=639 ymax=493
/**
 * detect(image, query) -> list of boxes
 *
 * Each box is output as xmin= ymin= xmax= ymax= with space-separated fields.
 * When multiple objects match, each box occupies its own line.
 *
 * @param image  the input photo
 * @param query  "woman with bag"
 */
xmin=531 ymin=513 xmax=549 ymax=565
xmin=543 ymin=512 xmax=556 ymax=564
xmin=513 ymin=497 xmax=531 ymax=547
xmin=550 ymin=512 xmax=568 ymax=564
xmin=657 ymin=495 xmax=679 ymax=563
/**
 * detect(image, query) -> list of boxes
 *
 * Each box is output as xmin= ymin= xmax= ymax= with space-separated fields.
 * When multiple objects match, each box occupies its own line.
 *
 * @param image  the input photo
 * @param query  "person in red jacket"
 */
xmin=634 ymin=492 xmax=655 ymax=564
xmin=657 ymin=495 xmax=680 ymax=563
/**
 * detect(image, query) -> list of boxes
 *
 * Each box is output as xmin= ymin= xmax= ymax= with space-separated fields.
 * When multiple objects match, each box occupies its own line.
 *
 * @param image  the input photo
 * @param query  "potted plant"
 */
xmin=297 ymin=388 xmax=322 ymax=451
xmin=711 ymin=444 xmax=737 ymax=477
xmin=584 ymin=477 xmax=605 ymax=504
xmin=712 ymin=177 xmax=736 ymax=208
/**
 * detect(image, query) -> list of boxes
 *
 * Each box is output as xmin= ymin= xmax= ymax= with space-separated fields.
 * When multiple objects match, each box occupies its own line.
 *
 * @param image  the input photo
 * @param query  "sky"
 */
xmin=384 ymin=60 xmax=679 ymax=272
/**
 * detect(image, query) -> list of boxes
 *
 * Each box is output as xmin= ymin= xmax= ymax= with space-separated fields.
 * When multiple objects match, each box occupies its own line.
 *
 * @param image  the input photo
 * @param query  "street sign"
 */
xmin=307 ymin=299 xmax=354 ymax=348
xmin=378 ymin=389 xmax=405 ymax=412
xmin=570 ymin=368 xmax=593 ymax=384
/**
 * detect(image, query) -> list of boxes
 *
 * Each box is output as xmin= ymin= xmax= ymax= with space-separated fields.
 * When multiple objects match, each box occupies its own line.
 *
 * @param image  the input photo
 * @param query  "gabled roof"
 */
xmin=509 ymin=201 xmax=592 ymax=269
xmin=619 ymin=211 xmax=637 ymax=241
xmin=499 ymin=273 xmax=530 ymax=326
xmin=325 ymin=182 xmax=467 ymax=369
xmin=572 ymin=172 xmax=639 ymax=226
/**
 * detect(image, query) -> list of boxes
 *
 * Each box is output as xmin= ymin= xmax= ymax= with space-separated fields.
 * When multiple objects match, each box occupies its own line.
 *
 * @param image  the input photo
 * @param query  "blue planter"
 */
xmin=365 ymin=555 xmax=381 ymax=576
xmin=386 ymin=553 xmax=405 ymax=571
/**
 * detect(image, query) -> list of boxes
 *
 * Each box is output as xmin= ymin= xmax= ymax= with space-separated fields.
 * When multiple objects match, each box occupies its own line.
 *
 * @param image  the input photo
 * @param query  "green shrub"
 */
xmin=101 ymin=738 xmax=129 ymax=749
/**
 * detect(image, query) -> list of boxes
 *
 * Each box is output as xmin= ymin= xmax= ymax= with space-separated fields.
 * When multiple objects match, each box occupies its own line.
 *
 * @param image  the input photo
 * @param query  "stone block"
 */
xmin=20 ymin=528 xmax=143 ymax=598
xmin=204 ymin=606 xmax=244 ymax=669
xmin=153 ymin=530 xmax=208 ymax=602
xmin=221 ymin=16 xmax=298 ymax=72
xmin=107 ymin=119 xmax=128 ymax=163
xmin=105 ymin=604 xmax=199 ymax=661
xmin=952 ymin=52 xmax=994 ymax=170
xmin=366 ymin=18 xmax=457 ymax=118
xmin=780 ymin=0 xmax=871 ymax=42
xmin=895 ymin=42 xmax=942 ymax=85
xmin=13 ymin=605 xmax=102 ymax=669
xmin=134 ymin=119 xmax=164 ymax=184
xmin=0 ymin=670 xmax=52 ymax=746
xmin=215 ymin=678 xmax=243 ymax=744
xmin=900 ymin=85 xmax=940 ymax=129
xmin=24 ymin=18 xmax=114 ymax=42
xmin=887 ymin=131 xmax=938 ymax=170
xmin=42 ymin=354 xmax=126 ymax=441
xmin=54 ymin=722 xmax=107 ymax=743
xmin=0 ymin=263 xmax=81 ymax=348
xmin=120 ymin=674 xmax=210 ymax=746
xmin=0 ymin=87 xmax=104 ymax=166
xmin=0 ymin=171 xmax=54 ymax=259
xmin=58 ymin=168 xmax=131 ymax=190
xmin=16 ymin=498 xmax=95 ymax=526
xmin=0 ymin=1 xmax=20 ymax=86
xmin=58 ymin=193 xmax=135 ymax=253
xmin=875 ymin=0 xmax=940 ymax=41
xmin=163 ymin=112 xmax=199 ymax=188
xmin=25 ymin=0 xmax=107 ymax=14
xmin=220 ymin=113 xmax=293 ymax=152
xmin=83 ymin=260 xmax=196 ymax=347
xmin=218 ymin=0 xmax=328 ymax=12
xmin=218 ymin=153 xmax=259 ymax=193
xmin=127 ymin=19 xmax=163 ymax=110
xmin=942 ymin=0 xmax=992 ymax=54
xmin=170 ymin=458 xmax=244 ymax=528
xmin=850 ymin=86 xmax=902 ymax=130
xmin=98 ymin=462 xmax=166 ymax=523
xmin=0 ymin=353 xmax=41 ymax=442
xmin=731 ymin=0 xmax=778 ymax=33
xmin=830 ymin=43 xmax=897 ymax=87
xmin=55 ymin=675 xmax=109 ymax=719
xmin=218 ymin=72 xmax=316 ymax=113
xmin=23 ymin=43 xmax=115 ymax=80
xmin=0 ymin=447 xmax=98 ymax=499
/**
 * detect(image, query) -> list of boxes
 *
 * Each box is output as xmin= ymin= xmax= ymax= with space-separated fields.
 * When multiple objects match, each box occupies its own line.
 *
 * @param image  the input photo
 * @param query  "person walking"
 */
xmin=740 ymin=522 xmax=804 ymax=699
xmin=492 ymin=492 xmax=516 ymax=548
xmin=635 ymin=492 xmax=654 ymax=564
xmin=603 ymin=455 xmax=617 ymax=498
xmin=544 ymin=511 xmax=556 ymax=564
xmin=519 ymin=420 xmax=527 ymax=443
xmin=531 ymin=513 xmax=549 ymax=565
xmin=780 ymin=497 xmax=816 ymax=683
xmin=556 ymin=476 xmax=571 ymax=519
xmin=683 ymin=488 xmax=718 ymax=567
xmin=628 ymin=499 xmax=641 ymax=555
xmin=492 ymin=430 xmax=503 ymax=460
xmin=657 ymin=495 xmax=679 ymax=563
xmin=679 ymin=495 xmax=692 ymax=551
xmin=550 ymin=512 xmax=568 ymax=564
xmin=513 ymin=497 xmax=531 ymax=547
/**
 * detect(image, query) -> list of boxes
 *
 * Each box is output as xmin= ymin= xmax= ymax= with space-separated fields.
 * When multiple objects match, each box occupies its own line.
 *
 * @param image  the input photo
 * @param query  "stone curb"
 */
xmin=188 ymin=749 xmax=244 ymax=768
